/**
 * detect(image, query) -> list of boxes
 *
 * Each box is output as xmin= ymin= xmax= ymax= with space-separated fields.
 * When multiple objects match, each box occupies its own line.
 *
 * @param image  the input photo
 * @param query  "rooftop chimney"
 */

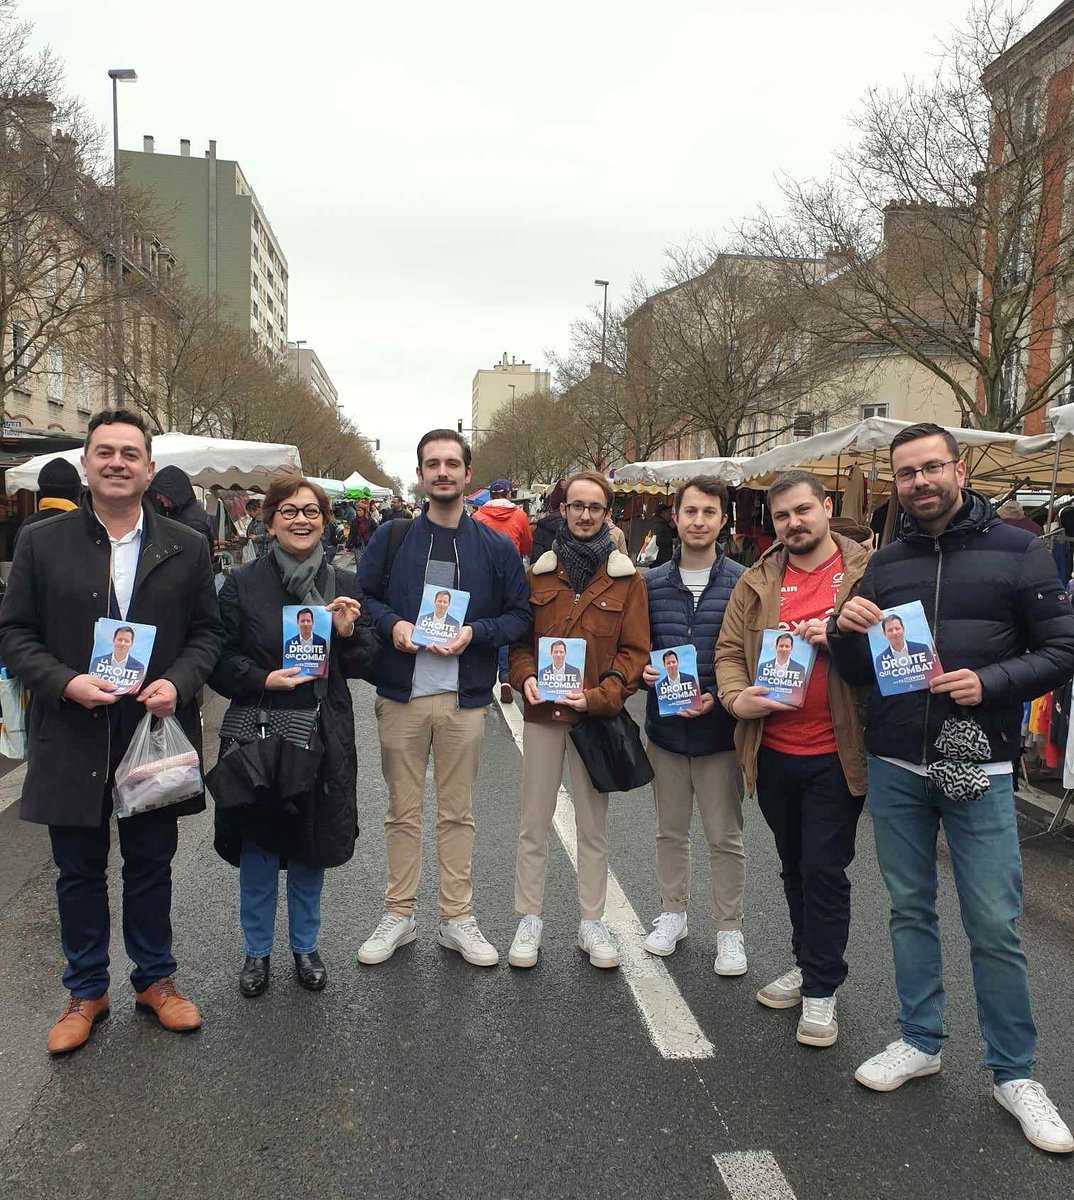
xmin=143 ymin=135 xmax=154 ymax=153
xmin=180 ymin=138 xmax=190 ymax=156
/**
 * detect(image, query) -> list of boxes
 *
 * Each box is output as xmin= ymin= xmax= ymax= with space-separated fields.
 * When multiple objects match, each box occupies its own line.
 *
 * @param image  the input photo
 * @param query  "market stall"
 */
xmin=341 ymin=470 xmax=392 ymax=501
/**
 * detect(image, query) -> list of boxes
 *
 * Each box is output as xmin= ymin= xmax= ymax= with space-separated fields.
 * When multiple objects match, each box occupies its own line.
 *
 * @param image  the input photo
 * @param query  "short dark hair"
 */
xmin=767 ymin=470 xmax=826 ymax=506
xmin=675 ymin=476 xmax=729 ymax=513
xmin=297 ymin=607 xmax=314 ymax=620
xmin=434 ymin=590 xmax=451 ymax=602
xmin=262 ymin=476 xmax=330 ymax=528
xmin=85 ymin=409 xmax=152 ymax=457
xmin=417 ymin=429 xmax=472 ymax=469
xmin=564 ymin=471 xmax=613 ymax=510
xmin=662 ymin=649 xmax=679 ymax=663
xmin=113 ymin=626 xmax=135 ymax=640
xmin=551 ymin=640 xmax=567 ymax=652
xmin=245 ymin=498 xmax=261 ymax=513
xmin=776 ymin=632 xmax=794 ymax=648
xmin=882 ymin=614 xmax=904 ymax=632
xmin=889 ymin=422 xmax=959 ymax=462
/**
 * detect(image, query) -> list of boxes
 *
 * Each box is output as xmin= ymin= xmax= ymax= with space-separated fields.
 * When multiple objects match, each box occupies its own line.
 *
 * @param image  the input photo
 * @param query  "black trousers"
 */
xmin=48 ymin=797 xmax=180 ymax=999
xmin=756 ymin=746 xmax=864 ymax=997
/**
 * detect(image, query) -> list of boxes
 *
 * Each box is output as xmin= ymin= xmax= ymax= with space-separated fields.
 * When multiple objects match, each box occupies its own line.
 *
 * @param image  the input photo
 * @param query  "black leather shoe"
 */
xmin=293 ymin=951 xmax=327 ymax=991
xmin=239 ymin=954 xmax=270 ymax=998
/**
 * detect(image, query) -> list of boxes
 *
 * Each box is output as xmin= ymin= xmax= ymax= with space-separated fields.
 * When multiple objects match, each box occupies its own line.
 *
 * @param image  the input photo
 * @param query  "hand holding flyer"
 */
xmin=867 ymin=601 xmax=942 ymax=696
xmin=88 ymin=618 xmax=156 ymax=697
xmin=651 ymin=645 xmax=702 ymax=715
xmin=282 ymin=605 xmax=332 ymax=678
xmin=536 ymin=637 xmax=587 ymax=701
xmin=753 ymin=630 xmax=817 ymax=708
xmin=411 ymin=585 xmax=470 ymax=648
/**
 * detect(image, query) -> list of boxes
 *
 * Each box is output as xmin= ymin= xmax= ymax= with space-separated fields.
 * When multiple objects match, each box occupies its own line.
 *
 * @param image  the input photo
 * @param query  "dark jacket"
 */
xmin=208 ymin=554 xmax=379 ymax=868
xmin=827 ymin=489 xmax=1074 ymax=766
xmin=531 ymin=512 xmax=564 ymax=560
xmin=0 ymin=498 xmax=223 ymax=826
xmin=644 ymin=549 xmax=745 ymax=757
xmin=12 ymin=459 xmax=82 ymax=556
xmin=151 ymin=465 xmax=214 ymax=547
xmin=379 ymin=507 xmax=411 ymax=523
xmin=648 ymin=514 xmax=676 ymax=566
xmin=357 ymin=508 xmax=532 ymax=708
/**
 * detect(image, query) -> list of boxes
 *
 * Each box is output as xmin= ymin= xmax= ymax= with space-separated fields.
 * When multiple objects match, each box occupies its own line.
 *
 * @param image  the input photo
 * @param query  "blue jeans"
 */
xmin=497 ymin=644 xmax=510 ymax=683
xmin=867 ymin=755 xmax=1036 ymax=1084
xmin=239 ymin=842 xmax=325 ymax=957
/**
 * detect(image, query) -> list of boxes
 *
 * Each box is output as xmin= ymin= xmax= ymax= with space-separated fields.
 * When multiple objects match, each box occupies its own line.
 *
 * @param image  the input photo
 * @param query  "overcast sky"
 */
xmin=22 ymin=0 xmax=1055 ymax=486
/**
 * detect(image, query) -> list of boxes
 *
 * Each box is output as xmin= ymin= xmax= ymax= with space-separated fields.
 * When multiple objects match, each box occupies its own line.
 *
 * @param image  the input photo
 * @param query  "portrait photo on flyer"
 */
xmin=282 ymin=605 xmax=332 ymax=678
xmin=89 ymin=618 xmax=156 ymax=696
xmin=536 ymin=637 xmax=587 ymax=701
xmin=753 ymin=629 xmax=816 ymax=708
xmin=867 ymin=600 xmax=943 ymax=696
xmin=651 ymin=644 xmax=703 ymax=715
xmin=411 ymin=584 xmax=470 ymax=648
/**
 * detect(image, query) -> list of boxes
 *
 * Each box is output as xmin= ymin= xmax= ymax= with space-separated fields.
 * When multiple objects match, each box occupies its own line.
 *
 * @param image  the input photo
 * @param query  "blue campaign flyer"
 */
xmin=536 ymin=637 xmax=587 ymax=701
xmin=867 ymin=600 xmax=943 ymax=697
xmin=411 ymin=584 xmax=470 ymax=648
xmin=651 ymin=644 xmax=702 ymax=715
xmin=282 ymin=605 xmax=332 ymax=678
xmin=753 ymin=629 xmax=816 ymax=708
xmin=89 ymin=618 xmax=156 ymax=696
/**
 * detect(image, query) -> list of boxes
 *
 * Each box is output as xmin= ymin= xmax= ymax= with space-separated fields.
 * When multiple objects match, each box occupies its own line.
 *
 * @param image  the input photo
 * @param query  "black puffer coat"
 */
xmin=151 ymin=465 xmax=214 ymax=547
xmin=827 ymin=489 xmax=1074 ymax=765
xmin=208 ymin=554 xmax=379 ymax=868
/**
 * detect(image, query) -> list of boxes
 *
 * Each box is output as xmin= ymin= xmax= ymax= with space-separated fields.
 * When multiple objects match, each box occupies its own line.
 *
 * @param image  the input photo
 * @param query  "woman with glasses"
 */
xmin=507 ymin=471 xmax=650 ymax=970
xmin=210 ymin=477 xmax=379 ymax=997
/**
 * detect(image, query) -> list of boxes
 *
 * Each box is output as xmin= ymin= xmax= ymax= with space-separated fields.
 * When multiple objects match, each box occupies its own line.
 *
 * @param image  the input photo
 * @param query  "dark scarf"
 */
xmin=554 ymin=523 xmax=614 ymax=595
xmin=271 ymin=541 xmax=336 ymax=605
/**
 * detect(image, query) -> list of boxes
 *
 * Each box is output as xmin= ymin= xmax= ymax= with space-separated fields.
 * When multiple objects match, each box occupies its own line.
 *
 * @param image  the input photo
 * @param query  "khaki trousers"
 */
xmin=648 ymin=742 xmax=745 ymax=930
xmin=375 ymin=694 xmax=488 ymax=920
xmin=515 ymin=720 xmax=610 ymax=921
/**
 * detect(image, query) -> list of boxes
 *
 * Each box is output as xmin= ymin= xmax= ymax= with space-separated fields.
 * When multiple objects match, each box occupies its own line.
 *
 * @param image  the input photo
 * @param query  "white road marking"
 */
xmin=0 ymin=763 xmax=26 ymax=815
xmin=714 ymin=1152 xmax=798 ymax=1200
xmin=497 ymin=699 xmax=714 ymax=1060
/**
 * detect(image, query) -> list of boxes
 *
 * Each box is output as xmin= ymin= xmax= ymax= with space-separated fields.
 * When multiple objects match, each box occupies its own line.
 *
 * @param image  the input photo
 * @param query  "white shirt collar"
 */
xmin=95 ymin=508 xmax=144 ymax=546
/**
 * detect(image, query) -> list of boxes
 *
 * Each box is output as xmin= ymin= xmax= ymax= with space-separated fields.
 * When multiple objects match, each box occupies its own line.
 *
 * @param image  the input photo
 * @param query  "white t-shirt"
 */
xmin=678 ymin=566 xmax=709 ymax=605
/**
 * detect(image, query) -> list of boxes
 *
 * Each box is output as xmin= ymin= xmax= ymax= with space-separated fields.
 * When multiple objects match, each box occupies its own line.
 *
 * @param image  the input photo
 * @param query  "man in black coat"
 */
xmin=149 ymin=464 xmax=214 ymax=548
xmin=11 ymin=456 xmax=83 ymax=555
xmin=0 ymin=409 xmax=223 ymax=1056
xmin=828 ymin=422 xmax=1074 ymax=1154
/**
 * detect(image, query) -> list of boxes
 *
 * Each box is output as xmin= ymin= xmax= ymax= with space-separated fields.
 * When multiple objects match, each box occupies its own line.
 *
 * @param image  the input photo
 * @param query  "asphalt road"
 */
xmin=1 ymin=685 xmax=1073 ymax=1200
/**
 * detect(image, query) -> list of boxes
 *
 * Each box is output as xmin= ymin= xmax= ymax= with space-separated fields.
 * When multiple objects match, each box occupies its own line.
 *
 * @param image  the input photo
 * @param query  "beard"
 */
xmin=785 ymin=530 xmax=824 ymax=557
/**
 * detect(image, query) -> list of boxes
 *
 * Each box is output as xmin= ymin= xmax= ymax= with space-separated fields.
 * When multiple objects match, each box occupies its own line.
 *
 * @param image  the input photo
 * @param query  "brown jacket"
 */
xmin=715 ymin=532 xmax=871 ymax=795
xmin=509 ymin=548 xmax=650 ymax=724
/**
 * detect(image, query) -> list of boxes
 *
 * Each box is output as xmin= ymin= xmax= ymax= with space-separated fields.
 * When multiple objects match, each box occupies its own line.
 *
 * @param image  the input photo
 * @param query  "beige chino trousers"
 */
xmin=647 ymin=742 xmax=745 ymax=930
xmin=375 ymin=694 xmax=488 ymax=920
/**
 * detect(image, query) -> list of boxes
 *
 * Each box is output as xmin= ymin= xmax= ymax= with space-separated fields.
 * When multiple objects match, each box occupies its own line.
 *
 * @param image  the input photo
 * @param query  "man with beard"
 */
xmin=828 ymin=423 xmax=1074 ymax=1154
xmin=357 ymin=429 xmax=531 ymax=968
xmin=508 ymin=471 xmax=650 ymax=970
xmin=717 ymin=471 xmax=870 ymax=1049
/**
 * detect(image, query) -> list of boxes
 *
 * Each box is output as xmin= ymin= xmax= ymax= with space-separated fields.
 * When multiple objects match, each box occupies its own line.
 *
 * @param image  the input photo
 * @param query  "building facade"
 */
xmin=120 ymin=138 xmax=288 ymax=359
xmin=471 ymin=352 xmax=551 ymax=441
xmin=288 ymin=343 xmax=338 ymax=411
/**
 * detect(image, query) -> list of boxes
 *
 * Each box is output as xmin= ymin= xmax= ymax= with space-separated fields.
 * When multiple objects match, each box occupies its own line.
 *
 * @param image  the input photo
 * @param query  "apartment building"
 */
xmin=471 ymin=353 xmax=551 ymax=441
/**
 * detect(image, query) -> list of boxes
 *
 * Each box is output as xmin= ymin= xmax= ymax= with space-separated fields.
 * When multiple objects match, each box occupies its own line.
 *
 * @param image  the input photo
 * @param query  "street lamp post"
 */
xmin=293 ymin=339 xmax=306 ymax=379
xmin=508 ymin=384 xmax=516 ymax=404
xmin=594 ymin=278 xmax=610 ymax=367
xmin=108 ymin=68 xmax=137 ymax=407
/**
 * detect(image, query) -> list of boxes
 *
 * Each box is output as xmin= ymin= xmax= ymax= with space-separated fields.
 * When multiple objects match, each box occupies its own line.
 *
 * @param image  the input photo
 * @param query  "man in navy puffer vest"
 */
xmin=641 ymin=476 xmax=747 ymax=976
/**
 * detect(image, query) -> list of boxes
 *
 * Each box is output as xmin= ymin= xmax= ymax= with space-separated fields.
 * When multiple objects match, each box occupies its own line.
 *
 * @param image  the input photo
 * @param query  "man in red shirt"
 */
xmin=716 ymin=471 xmax=871 ymax=1049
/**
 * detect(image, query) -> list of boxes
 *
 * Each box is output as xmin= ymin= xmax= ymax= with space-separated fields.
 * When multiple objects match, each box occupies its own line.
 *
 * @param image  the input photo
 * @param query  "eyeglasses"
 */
xmin=893 ymin=460 xmax=959 ymax=487
xmin=565 ymin=501 xmax=608 ymax=517
xmin=276 ymin=504 xmax=323 ymax=521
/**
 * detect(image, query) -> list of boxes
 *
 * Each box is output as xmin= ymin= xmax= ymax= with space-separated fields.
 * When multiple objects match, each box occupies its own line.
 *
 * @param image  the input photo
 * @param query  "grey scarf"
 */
xmin=271 ymin=542 xmax=336 ymax=605
xmin=553 ymin=523 xmax=614 ymax=595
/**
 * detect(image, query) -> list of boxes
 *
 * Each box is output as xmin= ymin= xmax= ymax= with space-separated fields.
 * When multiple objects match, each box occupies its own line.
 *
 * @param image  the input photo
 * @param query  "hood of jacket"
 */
xmin=151 ymin=465 xmax=197 ymax=509
xmin=38 ymin=496 xmax=78 ymax=513
xmin=898 ymin=488 xmax=996 ymax=544
xmin=478 ymin=499 xmax=521 ymax=521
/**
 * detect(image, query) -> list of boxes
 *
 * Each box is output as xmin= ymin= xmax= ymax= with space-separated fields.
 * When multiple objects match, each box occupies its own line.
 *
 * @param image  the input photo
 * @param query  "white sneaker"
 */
xmin=579 ymin=919 xmax=621 ymax=968
xmin=508 ymin=915 xmax=543 ymax=968
xmin=994 ymin=1079 xmax=1074 ymax=1154
xmin=644 ymin=911 xmax=687 ymax=956
xmin=756 ymin=966 xmax=802 ymax=1009
xmin=358 ymin=912 xmax=417 ymax=964
xmin=437 ymin=916 xmax=499 ymax=967
xmin=796 ymin=995 xmax=838 ymax=1047
xmin=854 ymin=1039 xmax=942 ymax=1092
xmin=714 ymin=929 xmax=747 ymax=976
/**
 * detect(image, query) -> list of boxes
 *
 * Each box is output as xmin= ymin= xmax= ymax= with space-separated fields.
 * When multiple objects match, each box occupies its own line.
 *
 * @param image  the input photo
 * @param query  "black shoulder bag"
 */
xmin=569 ymin=670 xmax=654 ymax=794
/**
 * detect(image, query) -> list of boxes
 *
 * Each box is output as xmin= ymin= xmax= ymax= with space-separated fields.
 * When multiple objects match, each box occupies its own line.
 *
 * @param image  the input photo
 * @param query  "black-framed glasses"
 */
xmin=565 ymin=501 xmax=608 ymax=517
xmin=893 ymin=459 xmax=959 ymax=486
xmin=276 ymin=504 xmax=323 ymax=521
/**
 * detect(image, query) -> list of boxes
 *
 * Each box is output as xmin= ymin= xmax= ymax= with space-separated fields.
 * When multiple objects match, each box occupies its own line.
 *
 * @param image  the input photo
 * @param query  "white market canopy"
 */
xmin=5 ymin=432 xmax=303 ymax=493
xmin=341 ymin=470 xmax=392 ymax=500
xmin=614 ymin=457 xmax=752 ymax=491
xmin=307 ymin=476 xmax=346 ymax=498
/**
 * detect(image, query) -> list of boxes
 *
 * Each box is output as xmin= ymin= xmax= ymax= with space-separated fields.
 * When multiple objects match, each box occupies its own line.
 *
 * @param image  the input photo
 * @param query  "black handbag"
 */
xmin=208 ymin=704 xmax=323 ymax=812
xmin=218 ymin=703 xmax=319 ymax=747
xmin=568 ymin=671 xmax=654 ymax=794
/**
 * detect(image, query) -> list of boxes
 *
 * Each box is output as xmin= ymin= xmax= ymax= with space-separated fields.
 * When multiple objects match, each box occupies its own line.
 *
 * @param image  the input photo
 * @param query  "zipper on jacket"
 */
xmin=921 ymin=537 xmax=944 ymax=764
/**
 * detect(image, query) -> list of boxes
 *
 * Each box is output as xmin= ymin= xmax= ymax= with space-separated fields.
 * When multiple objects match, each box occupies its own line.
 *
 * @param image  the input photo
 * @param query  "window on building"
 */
xmin=1000 ymin=348 xmax=1022 ymax=424
xmin=76 ymin=362 xmax=92 ymax=413
xmin=793 ymin=411 xmax=814 ymax=439
xmin=10 ymin=322 xmax=28 ymax=380
xmin=862 ymin=403 xmax=890 ymax=420
xmin=966 ymin=287 xmax=978 ymax=336
xmin=47 ymin=347 xmax=64 ymax=401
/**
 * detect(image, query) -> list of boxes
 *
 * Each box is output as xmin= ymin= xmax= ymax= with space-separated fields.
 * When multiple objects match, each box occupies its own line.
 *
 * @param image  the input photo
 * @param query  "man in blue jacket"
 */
xmin=828 ymin=423 xmax=1074 ymax=1155
xmin=641 ymin=476 xmax=747 ymax=975
xmin=356 ymin=429 xmax=532 ymax=969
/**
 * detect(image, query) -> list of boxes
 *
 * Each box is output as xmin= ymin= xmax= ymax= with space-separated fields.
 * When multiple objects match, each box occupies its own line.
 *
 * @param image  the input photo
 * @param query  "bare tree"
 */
xmin=745 ymin=1 xmax=1074 ymax=432
xmin=471 ymin=392 xmax=580 ymax=487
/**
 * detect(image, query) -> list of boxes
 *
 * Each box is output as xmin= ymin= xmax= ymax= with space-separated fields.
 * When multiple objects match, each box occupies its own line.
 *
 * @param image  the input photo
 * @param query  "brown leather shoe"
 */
xmin=134 ymin=977 xmax=202 ymax=1032
xmin=47 ymin=994 xmax=110 ymax=1055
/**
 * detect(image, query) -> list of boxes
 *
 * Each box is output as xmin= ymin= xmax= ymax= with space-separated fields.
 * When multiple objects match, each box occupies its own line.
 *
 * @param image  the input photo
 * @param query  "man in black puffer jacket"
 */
xmin=149 ymin=465 xmax=214 ymax=548
xmin=827 ymin=422 xmax=1074 ymax=1154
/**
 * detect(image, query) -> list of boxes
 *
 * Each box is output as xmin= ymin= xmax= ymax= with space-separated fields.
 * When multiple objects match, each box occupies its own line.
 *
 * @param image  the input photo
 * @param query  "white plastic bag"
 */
xmin=0 ymin=675 xmax=28 ymax=759
xmin=114 ymin=713 xmax=203 ymax=818
xmin=636 ymin=531 xmax=658 ymax=567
